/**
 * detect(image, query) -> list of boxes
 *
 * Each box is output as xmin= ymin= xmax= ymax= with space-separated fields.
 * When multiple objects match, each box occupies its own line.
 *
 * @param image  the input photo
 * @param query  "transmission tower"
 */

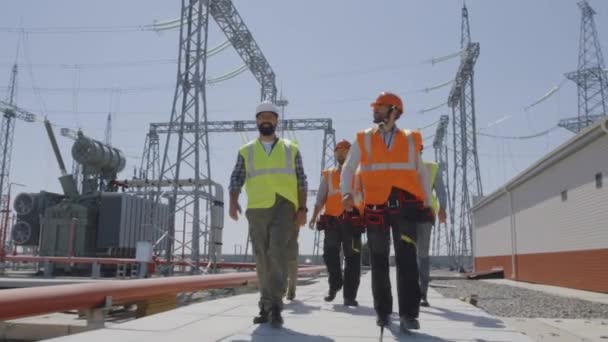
xmin=156 ymin=0 xmax=213 ymax=272
xmin=0 ymin=65 xmax=18 ymax=257
xmin=151 ymin=0 xmax=280 ymax=273
xmin=447 ymin=4 xmax=483 ymax=268
xmin=0 ymin=66 xmax=36 ymax=257
xmin=559 ymin=0 xmax=608 ymax=133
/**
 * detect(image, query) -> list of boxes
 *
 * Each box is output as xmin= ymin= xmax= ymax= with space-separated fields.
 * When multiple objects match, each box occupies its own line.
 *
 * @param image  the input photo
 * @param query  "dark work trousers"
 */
xmin=365 ymin=189 xmax=422 ymax=319
xmin=322 ymin=216 xmax=362 ymax=301
xmin=246 ymin=195 xmax=295 ymax=312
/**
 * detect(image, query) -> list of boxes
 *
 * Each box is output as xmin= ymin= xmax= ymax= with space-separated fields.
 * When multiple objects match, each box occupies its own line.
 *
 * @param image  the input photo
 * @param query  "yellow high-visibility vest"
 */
xmin=240 ymin=138 xmax=299 ymax=209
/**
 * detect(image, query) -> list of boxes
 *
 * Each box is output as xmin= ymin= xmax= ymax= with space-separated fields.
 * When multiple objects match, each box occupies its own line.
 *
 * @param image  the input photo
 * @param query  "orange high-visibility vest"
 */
xmin=357 ymin=127 xmax=424 ymax=205
xmin=322 ymin=168 xmax=343 ymax=216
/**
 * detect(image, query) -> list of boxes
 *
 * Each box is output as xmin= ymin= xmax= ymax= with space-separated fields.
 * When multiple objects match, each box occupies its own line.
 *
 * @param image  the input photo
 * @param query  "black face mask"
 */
xmin=258 ymin=123 xmax=276 ymax=136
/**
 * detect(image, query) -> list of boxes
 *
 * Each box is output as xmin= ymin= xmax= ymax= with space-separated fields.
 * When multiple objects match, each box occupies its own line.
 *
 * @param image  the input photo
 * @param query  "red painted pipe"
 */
xmin=6 ymin=256 xmax=315 ymax=270
xmin=0 ymin=266 xmax=325 ymax=321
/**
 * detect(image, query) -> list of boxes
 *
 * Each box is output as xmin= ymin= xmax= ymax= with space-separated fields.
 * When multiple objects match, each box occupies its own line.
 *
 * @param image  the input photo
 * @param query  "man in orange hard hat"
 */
xmin=310 ymin=140 xmax=364 ymax=307
xmin=340 ymin=92 xmax=430 ymax=333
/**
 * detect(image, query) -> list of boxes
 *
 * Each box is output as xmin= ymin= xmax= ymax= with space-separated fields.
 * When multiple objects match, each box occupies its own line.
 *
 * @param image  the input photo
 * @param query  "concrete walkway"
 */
xmin=47 ymin=269 xmax=533 ymax=341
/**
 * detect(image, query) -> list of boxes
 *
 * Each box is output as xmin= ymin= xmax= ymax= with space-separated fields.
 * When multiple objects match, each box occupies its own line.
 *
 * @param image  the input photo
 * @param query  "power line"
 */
xmin=476 ymin=126 xmax=559 ymax=140
xmin=0 ymin=25 xmax=155 ymax=35
xmin=0 ymin=58 xmax=177 ymax=70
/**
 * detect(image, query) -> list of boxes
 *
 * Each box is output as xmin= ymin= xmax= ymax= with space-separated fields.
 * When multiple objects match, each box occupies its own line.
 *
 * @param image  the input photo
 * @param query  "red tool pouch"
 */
xmin=343 ymin=209 xmax=366 ymax=234
xmin=364 ymin=206 xmax=386 ymax=227
xmin=316 ymin=214 xmax=336 ymax=231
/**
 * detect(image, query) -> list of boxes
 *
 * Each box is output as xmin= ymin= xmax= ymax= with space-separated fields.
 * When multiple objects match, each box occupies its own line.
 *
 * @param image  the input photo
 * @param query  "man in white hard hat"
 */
xmin=229 ymin=101 xmax=308 ymax=328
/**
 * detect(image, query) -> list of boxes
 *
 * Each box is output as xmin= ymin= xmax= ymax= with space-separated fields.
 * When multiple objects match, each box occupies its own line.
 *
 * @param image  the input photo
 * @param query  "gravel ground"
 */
xmin=432 ymin=279 xmax=608 ymax=319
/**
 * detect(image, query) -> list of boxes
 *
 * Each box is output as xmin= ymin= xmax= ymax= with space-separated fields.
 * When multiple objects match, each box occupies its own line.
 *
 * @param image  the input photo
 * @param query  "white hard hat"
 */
xmin=255 ymin=101 xmax=279 ymax=117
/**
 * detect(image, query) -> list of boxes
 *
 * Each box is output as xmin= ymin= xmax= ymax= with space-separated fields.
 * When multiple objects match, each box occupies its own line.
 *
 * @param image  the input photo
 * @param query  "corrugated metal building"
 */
xmin=472 ymin=117 xmax=608 ymax=292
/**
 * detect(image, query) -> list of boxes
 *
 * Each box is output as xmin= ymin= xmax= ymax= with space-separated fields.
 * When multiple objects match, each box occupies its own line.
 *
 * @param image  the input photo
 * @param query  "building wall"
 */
xmin=512 ymin=133 xmax=608 ymax=254
xmin=473 ymin=129 xmax=608 ymax=292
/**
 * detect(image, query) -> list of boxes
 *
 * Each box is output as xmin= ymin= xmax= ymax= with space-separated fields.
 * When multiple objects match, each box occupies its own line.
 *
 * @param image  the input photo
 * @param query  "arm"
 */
xmin=340 ymin=141 xmax=361 ymax=211
xmin=228 ymin=154 xmax=246 ymax=220
xmin=340 ymin=142 xmax=361 ymax=196
xmin=295 ymin=150 xmax=308 ymax=208
xmin=309 ymin=175 xmax=328 ymax=228
xmin=416 ymin=157 xmax=432 ymax=208
xmin=294 ymin=150 xmax=308 ymax=226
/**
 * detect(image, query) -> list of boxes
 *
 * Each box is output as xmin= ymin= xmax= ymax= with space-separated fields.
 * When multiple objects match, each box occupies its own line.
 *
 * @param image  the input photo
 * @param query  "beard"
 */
xmin=373 ymin=112 xmax=386 ymax=124
xmin=337 ymin=157 xmax=346 ymax=165
xmin=258 ymin=123 xmax=276 ymax=136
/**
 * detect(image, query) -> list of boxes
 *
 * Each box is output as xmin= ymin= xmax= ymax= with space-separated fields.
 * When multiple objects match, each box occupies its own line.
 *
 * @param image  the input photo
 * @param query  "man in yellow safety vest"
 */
xmin=228 ymin=101 xmax=308 ymax=328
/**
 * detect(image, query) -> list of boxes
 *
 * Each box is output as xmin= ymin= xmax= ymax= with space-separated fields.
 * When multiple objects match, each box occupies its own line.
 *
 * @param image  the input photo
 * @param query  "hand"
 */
xmin=308 ymin=215 xmax=317 ymax=230
xmin=229 ymin=202 xmax=242 ymax=221
xmin=294 ymin=209 xmax=307 ymax=227
xmin=342 ymin=194 xmax=354 ymax=212
xmin=438 ymin=209 xmax=447 ymax=224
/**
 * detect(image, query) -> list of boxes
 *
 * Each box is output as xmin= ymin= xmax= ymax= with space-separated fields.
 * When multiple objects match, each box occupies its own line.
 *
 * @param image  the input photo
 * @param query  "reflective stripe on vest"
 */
xmin=360 ymin=128 xmax=417 ymax=172
xmin=245 ymin=142 xmax=295 ymax=178
xmin=357 ymin=127 xmax=424 ymax=205
xmin=240 ymin=139 xmax=298 ymax=209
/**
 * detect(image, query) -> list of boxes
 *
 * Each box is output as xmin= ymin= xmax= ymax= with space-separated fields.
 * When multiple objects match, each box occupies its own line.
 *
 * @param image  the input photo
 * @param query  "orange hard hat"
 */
xmin=371 ymin=92 xmax=404 ymax=114
xmin=335 ymin=140 xmax=352 ymax=152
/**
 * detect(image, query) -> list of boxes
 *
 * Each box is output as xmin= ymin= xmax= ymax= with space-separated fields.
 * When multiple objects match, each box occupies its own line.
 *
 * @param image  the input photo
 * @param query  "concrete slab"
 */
xmin=46 ymin=269 xmax=533 ymax=341
xmin=539 ymin=318 xmax=608 ymax=341
xmin=482 ymin=279 xmax=608 ymax=305
xmin=501 ymin=317 xmax=608 ymax=342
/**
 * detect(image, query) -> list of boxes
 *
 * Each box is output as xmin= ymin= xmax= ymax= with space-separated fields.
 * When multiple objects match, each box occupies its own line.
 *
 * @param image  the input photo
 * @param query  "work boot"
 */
xmin=376 ymin=314 xmax=391 ymax=327
xmin=324 ymin=288 xmax=338 ymax=302
xmin=286 ymin=290 xmax=295 ymax=301
xmin=400 ymin=316 xmax=420 ymax=332
xmin=343 ymin=298 xmax=359 ymax=307
xmin=253 ymin=308 xmax=269 ymax=324
xmin=270 ymin=306 xmax=283 ymax=328
xmin=420 ymin=294 xmax=430 ymax=307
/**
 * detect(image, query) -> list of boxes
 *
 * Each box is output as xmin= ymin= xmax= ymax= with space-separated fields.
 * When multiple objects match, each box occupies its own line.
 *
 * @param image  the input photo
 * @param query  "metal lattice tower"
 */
xmin=146 ymin=0 xmax=280 ymax=273
xmin=431 ymin=115 xmax=453 ymax=257
xmin=0 ymin=65 xmax=36 ymax=255
xmin=447 ymin=4 xmax=483 ymax=267
xmin=157 ymin=0 xmax=214 ymax=271
xmin=140 ymin=128 xmax=161 ymax=183
xmin=0 ymin=65 xmax=18 ymax=256
xmin=209 ymin=0 xmax=277 ymax=102
xmin=559 ymin=0 xmax=608 ymax=133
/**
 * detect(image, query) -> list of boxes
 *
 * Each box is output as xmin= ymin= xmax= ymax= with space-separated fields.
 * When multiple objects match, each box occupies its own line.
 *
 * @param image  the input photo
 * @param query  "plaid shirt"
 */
xmin=229 ymin=141 xmax=308 ymax=194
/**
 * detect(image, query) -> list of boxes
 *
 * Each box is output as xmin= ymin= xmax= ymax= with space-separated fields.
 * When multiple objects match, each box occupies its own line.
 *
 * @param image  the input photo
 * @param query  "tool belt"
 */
xmin=342 ymin=208 xmax=366 ymax=234
xmin=419 ymin=207 xmax=436 ymax=225
xmin=364 ymin=190 xmax=425 ymax=228
xmin=316 ymin=214 xmax=340 ymax=231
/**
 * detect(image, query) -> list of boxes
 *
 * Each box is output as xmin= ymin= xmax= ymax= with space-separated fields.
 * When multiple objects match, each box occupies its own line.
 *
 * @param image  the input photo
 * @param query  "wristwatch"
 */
xmin=298 ymin=207 xmax=308 ymax=213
